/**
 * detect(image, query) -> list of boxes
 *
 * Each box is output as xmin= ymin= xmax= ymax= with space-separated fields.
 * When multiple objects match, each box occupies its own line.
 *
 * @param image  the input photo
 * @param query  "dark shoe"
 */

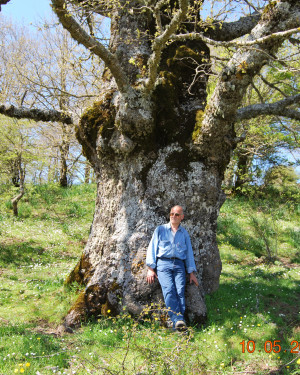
xmin=175 ymin=320 xmax=187 ymax=331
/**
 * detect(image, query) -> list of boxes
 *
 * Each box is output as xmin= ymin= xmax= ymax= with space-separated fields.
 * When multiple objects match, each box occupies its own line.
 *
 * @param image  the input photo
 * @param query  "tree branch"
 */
xmin=257 ymin=73 xmax=288 ymax=98
xmin=145 ymin=0 xmax=189 ymax=93
xmin=237 ymin=94 xmax=300 ymax=121
xmin=192 ymin=0 xmax=300 ymax=169
xmin=0 ymin=0 xmax=10 ymax=11
xmin=171 ymin=27 xmax=300 ymax=48
xmin=50 ymin=0 xmax=130 ymax=94
xmin=202 ymin=13 xmax=261 ymax=42
xmin=0 ymin=104 xmax=73 ymax=124
xmin=289 ymin=36 xmax=300 ymax=45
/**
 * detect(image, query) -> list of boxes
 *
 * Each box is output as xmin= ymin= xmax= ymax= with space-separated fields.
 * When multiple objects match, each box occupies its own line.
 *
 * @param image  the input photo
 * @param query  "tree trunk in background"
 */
xmin=233 ymin=151 xmax=251 ymax=194
xmin=58 ymin=31 xmax=71 ymax=188
xmin=11 ymin=158 xmax=20 ymax=187
xmin=84 ymin=162 xmax=91 ymax=184
xmin=11 ymin=155 xmax=25 ymax=217
xmin=59 ymin=130 xmax=69 ymax=187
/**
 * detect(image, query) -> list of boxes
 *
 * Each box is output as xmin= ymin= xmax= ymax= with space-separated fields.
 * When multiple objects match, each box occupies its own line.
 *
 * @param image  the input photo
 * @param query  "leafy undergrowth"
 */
xmin=0 ymin=184 xmax=299 ymax=374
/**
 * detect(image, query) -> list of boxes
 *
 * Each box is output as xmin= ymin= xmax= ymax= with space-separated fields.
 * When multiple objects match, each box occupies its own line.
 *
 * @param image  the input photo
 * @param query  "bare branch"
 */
xmin=0 ymin=103 xmax=73 ymax=124
xmin=257 ymin=73 xmax=289 ymax=98
xmin=277 ymin=117 xmax=299 ymax=144
xmin=51 ymin=0 xmax=130 ymax=93
xmin=237 ymin=94 xmax=300 ymax=121
xmin=250 ymin=81 xmax=265 ymax=103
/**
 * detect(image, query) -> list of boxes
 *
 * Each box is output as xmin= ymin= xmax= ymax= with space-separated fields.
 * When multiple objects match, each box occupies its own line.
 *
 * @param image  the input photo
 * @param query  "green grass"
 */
xmin=0 ymin=184 xmax=299 ymax=374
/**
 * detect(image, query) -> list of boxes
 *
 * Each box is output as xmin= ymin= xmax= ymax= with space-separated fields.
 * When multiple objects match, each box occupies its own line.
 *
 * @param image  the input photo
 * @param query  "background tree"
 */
xmin=0 ymin=15 xmax=101 ymax=185
xmin=231 ymin=54 xmax=300 ymax=193
xmin=0 ymin=0 xmax=299 ymax=328
xmin=18 ymin=19 xmax=104 ymax=186
xmin=0 ymin=115 xmax=41 ymax=215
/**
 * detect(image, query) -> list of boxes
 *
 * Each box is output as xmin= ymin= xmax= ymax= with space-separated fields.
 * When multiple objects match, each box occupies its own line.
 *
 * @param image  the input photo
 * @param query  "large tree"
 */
xmin=1 ymin=0 xmax=299 ymax=328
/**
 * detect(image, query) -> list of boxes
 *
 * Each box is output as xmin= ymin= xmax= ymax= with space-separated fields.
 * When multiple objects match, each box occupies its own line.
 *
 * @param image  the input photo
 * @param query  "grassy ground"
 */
xmin=0 ymin=184 xmax=299 ymax=375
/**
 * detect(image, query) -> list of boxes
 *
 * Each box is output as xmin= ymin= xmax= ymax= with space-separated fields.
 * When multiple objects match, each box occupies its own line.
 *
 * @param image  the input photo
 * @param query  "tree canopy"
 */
xmin=1 ymin=0 xmax=299 ymax=171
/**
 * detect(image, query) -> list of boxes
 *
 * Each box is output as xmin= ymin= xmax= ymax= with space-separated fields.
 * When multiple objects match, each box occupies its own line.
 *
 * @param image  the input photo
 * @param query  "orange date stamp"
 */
xmin=240 ymin=340 xmax=300 ymax=354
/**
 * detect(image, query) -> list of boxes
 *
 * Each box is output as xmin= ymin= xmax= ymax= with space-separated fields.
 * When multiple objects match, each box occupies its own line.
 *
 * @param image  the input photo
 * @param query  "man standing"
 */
xmin=146 ymin=205 xmax=199 ymax=331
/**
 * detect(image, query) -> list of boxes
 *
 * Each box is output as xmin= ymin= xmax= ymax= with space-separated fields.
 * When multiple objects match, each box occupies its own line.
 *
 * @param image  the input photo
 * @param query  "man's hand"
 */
xmin=146 ymin=268 xmax=158 ymax=284
xmin=189 ymin=272 xmax=199 ymax=286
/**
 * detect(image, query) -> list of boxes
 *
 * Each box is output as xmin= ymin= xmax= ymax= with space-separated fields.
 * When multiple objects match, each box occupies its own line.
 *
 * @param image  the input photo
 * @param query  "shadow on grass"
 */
xmin=0 ymin=323 xmax=28 ymax=336
xmin=218 ymin=215 xmax=299 ymax=260
xmin=291 ymin=251 xmax=300 ymax=264
xmin=218 ymin=216 xmax=263 ymax=256
xmin=0 ymin=240 xmax=76 ymax=267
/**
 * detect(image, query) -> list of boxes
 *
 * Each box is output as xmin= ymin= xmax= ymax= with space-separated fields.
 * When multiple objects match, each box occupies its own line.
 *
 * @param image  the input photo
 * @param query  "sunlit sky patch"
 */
xmin=1 ymin=0 xmax=52 ymax=26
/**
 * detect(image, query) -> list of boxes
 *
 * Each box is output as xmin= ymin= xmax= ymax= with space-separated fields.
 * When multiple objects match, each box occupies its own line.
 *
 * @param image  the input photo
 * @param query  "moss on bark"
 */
xmin=192 ymin=110 xmax=204 ymax=141
xmin=66 ymin=281 xmax=122 ymax=327
xmin=75 ymin=92 xmax=116 ymax=164
xmin=65 ymin=253 xmax=93 ymax=286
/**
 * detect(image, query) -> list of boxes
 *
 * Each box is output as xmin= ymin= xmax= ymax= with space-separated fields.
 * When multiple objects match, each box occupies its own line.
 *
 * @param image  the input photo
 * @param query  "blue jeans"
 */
xmin=156 ymin=258 xmax=186 ymax=326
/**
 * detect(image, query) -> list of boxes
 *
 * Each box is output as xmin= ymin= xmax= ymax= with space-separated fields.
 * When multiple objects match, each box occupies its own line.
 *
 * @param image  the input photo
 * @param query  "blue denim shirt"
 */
xmin=146 ymin=223 xmax=197 ymax=274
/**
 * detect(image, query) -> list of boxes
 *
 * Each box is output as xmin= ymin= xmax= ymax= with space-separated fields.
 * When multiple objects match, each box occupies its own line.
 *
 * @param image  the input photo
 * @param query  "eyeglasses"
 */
xmin=170 ymin=213 xmax=181 ymax=217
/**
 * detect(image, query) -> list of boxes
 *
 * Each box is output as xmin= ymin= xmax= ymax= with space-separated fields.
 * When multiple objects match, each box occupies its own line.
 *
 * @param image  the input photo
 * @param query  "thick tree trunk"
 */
xmin=61 ymin=1 xmax=226 ymax=329
xmin=65 ymin=145 xmax=224 ymax=327
xmin=61 ymin=11 xmax=219 ymax=326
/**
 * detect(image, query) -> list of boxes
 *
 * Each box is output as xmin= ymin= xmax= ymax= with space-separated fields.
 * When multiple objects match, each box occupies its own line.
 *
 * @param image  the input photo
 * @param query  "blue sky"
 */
xmin=1 ymin=0 xmax=52 ymax=25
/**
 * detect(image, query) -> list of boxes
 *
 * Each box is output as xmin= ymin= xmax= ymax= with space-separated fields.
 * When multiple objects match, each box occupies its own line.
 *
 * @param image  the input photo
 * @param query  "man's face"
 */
xmin=169 ymin=206 xmax=184 ymax=225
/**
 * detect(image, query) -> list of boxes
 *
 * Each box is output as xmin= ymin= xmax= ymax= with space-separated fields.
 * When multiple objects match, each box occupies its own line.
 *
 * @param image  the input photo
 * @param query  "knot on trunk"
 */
xmin=114 ymin=93 xmax=154 ymax=138
xmin=109 ymin=130 xmax=135 ymax=154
